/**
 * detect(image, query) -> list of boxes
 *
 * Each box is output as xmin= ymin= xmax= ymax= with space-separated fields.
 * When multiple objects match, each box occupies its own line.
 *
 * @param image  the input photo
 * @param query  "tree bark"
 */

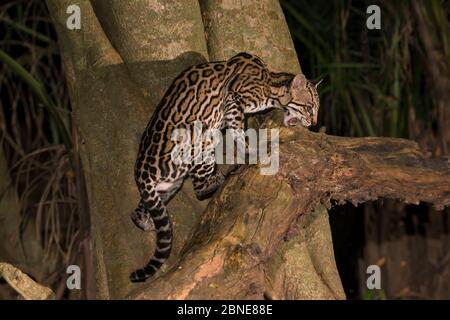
xmin=0 ymin=263 xmax=55 ymax=300
xmin=200 ymin=0 xmax=300 ymax=72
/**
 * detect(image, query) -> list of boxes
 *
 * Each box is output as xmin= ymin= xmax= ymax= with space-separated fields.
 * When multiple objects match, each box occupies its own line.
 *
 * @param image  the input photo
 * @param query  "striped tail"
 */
xmin=130 ymin=198 xmax=173 ymax=282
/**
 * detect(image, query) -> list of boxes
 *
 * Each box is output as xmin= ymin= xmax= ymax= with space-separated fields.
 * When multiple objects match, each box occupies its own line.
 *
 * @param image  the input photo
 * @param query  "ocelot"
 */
xmin=130 ymin=52 xmax=320 ymax=282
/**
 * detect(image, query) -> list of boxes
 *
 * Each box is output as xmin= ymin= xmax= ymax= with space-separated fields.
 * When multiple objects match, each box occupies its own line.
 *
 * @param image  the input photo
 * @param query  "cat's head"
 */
xmin=279 ymin=74 xmax=321 ymax=127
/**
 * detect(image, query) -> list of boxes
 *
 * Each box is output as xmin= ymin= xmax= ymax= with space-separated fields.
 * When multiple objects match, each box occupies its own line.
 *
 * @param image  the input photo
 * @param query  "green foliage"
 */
xmin=0 ymin=0 xmax=79 ymax=298
xmin=362 ymin=289 xmax=386 ymax=300
xmin=0 ymin=0 xmax=72 ymax=150
xmin=0 ymin=49 xmax=71 ymax=150
xmin=281 ymin=0 xmax=449 ymax=138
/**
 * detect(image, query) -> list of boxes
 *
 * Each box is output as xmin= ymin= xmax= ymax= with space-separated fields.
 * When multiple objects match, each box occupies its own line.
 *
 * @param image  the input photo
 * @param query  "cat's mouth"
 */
xmin=283 ymin=115 xmax=310 ymax=127
xmin=283 ymin=107 xmax=312 ymax=127
xmin=287 ymin=118 xmax=299 ymax=126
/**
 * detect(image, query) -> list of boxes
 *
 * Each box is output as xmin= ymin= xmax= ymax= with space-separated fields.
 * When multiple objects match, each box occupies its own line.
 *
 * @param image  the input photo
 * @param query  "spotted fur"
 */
xmin=130 ymin=52 xmax=320 ymax=282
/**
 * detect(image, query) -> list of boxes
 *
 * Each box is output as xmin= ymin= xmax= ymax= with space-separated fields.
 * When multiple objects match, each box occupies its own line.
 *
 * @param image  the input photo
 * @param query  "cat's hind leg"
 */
xmin=130 ymin=201 xmax=155 ymax=232
xmin=190 ymin=162 xmax=225 ymax=201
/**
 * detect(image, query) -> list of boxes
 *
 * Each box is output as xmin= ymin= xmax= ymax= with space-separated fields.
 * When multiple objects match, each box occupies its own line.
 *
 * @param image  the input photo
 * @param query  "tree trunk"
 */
xmin=46 ymin=0 xmax=450 ymax=299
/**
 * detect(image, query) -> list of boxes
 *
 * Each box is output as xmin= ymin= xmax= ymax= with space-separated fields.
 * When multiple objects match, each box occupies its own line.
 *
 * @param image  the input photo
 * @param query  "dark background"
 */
xmin=1 ymin=0 xmax=449 ymax=299
xmin=281 ymin=0 xmax=450 ymax=299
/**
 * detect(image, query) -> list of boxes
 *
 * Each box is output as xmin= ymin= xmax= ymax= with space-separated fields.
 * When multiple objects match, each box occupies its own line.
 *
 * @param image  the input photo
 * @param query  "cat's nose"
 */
xmin=312 ymin=114 xmax=318 ymax=126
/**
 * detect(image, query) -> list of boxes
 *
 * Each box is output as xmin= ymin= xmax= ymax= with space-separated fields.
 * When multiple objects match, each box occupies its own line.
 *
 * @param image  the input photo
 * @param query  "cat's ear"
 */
xmin=291 ymin=74 xmax=307 ymax=90
xmin=279 ymin=74 xmax=305 ymax=104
